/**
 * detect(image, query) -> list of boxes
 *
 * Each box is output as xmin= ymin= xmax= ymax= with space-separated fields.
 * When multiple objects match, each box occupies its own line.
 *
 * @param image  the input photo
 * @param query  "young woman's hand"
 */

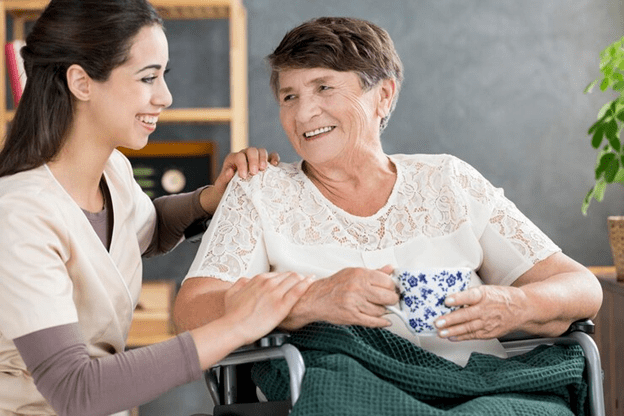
xmin=200 ymin=147 xmax=280 ymax=215
xmin=223 ymin=272 xmax=312 ymax=346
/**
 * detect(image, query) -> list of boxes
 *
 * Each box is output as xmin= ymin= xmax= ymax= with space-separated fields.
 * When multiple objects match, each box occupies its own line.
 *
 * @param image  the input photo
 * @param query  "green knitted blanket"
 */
xmin=252 ymin=323 xmax=587 ymax=416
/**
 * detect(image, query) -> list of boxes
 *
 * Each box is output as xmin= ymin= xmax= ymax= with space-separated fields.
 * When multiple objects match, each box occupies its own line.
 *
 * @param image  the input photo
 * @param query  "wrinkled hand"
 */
xmin=289 ymin=265 xmax=399 ymax=329
xmin=223 ymin=272 xmax=311 ymax=345
xmin=200 ymin=147 xmax=280 ymax=214
xmin=434 ymin=285 xmax=528 ymax=341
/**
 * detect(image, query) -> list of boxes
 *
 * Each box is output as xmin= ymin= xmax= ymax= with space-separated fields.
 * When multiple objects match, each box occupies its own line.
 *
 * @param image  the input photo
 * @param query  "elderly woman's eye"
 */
xmin=319 ymin=85 xmax=331 ymax=91
xmin=282 ymin=94 xmax=296 ymax=102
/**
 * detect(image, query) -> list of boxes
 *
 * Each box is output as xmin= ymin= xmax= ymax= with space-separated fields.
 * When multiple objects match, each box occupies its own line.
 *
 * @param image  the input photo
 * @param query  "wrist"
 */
xmin=198 ymin=185 xmax=217 ymax=216
xmin=190 ymin=317 xmax=248 ymax=370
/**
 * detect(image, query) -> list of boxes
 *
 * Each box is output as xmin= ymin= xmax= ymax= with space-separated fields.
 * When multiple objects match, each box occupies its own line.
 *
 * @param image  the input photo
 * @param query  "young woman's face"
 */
xmin=89 ymin=24 xmax=172 ymax=150
xmin=277 ymin=67 xmax=383 ymax=167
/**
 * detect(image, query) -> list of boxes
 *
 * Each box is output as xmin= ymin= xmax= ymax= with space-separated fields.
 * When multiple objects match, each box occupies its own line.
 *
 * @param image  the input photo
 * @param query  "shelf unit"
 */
xmin=0 ymin=0 xmax=248 ymax=151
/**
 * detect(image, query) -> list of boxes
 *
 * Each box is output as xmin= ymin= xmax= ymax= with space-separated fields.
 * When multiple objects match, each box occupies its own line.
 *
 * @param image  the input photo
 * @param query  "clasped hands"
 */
xmin=282 ymin=265 xmax=528 ymax=341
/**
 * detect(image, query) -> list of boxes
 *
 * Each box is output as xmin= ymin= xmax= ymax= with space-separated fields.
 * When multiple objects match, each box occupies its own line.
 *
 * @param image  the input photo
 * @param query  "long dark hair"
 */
xmin=0 ymin=0 xmax=163 ymax=177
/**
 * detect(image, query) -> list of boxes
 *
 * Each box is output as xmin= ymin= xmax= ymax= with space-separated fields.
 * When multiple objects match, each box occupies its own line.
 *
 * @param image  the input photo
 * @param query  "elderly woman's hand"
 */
xmin=433 ymin=285 xmax=529 ymax=341
xmin=200 ymin=147 xmax=280 ymax=215
xmin=434 ymin=253 xmax=603 ymax=341
xmin=279 ymin=265 xmax=399 ymax=330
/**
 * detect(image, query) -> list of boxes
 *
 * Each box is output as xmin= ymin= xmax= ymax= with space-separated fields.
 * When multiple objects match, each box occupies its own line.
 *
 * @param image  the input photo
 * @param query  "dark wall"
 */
xmin=144 ymin=0 xmax=624 ymax=285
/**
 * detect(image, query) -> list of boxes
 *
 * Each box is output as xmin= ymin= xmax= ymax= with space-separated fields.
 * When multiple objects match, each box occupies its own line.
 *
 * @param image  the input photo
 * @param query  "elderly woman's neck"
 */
xmin=302 ymin=150 xmax=397 ymax=217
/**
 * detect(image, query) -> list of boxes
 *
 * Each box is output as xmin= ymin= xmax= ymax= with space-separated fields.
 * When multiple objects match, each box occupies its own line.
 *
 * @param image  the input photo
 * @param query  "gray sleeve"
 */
xmin=143 ymin=186 xmax=210 ymax=257
xmin=13 ymin=323 xmax=203 ymax=416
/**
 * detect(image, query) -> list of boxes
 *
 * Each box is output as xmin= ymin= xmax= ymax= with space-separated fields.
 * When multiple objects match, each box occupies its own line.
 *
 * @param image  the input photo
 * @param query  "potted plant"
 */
xmin=583 ymin=35 xmax=624 ymax=280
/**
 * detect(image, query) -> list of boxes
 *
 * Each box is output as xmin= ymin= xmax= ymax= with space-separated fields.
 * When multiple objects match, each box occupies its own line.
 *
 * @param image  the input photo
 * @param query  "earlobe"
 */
xmin=66 ymin=64 xmax=92 ymax=101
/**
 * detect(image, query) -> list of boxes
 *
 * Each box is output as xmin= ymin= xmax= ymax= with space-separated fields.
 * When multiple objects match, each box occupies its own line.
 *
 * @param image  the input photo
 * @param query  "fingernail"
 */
xmin=446 ymin=297 xmax=455 ymax=305
xmin=439 ymin=330 xmax=449 ymax=337
xmin=436 ymin=319 xmax=446 ymax=328
xmin=448 ymin=336 xmax=458 ymax=342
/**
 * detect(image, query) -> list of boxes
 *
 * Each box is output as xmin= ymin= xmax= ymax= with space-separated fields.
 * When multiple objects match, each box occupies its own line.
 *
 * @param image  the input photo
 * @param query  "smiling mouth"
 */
xmin=136 ymin=115 xmax=158 ymax=127
xmin=303 ymin=126 xmax=335 ymax=139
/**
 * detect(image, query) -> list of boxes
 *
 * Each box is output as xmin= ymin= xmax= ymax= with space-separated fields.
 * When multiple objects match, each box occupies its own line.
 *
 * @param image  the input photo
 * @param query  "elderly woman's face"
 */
xmin=277 ymin=67 xmax=383 ymax=166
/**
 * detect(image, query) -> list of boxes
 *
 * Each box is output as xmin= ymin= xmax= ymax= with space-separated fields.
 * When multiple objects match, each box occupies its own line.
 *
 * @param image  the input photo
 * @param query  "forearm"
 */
xmin=14 ymin=323 xmax=202 ymax=416
xmin=173 ymin=277 xmax=230 ymax=332
xmin=144 ymin=187 xmax=209 ymax=257
xmin=516 ymin=269 xmax=602 ymax=336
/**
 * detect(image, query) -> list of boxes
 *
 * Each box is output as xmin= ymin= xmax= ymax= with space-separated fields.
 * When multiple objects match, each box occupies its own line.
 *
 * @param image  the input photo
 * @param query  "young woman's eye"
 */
xmin=142 ymin=76 xmax=158 ymax=84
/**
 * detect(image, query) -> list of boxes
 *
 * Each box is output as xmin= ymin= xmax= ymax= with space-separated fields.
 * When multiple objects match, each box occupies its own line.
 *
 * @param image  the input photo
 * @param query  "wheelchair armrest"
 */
xmin=207 ymin=330 xmax=305 ymax=408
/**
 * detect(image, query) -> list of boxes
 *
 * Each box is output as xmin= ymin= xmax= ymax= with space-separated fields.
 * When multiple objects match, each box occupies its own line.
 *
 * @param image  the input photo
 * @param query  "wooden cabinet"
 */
xmin=588 ymin=266 xmax=624 ymax=416
xmin=0 ymin=0 xmax=248 ymax=151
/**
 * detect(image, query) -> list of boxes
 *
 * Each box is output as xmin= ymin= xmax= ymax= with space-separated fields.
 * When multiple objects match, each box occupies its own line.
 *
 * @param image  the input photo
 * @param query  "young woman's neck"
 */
xmin=47 ymin=124 xmax=112 ymax=212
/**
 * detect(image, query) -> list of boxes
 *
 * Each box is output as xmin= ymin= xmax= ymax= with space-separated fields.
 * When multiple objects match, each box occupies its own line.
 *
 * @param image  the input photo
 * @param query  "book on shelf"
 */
xmin=5 ymin=40 xmax=26 ymax=108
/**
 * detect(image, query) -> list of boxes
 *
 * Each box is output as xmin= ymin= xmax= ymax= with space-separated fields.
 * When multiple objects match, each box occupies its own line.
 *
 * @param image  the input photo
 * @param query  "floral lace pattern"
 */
xmin=197 ymin=154 xmax=558 ymax=276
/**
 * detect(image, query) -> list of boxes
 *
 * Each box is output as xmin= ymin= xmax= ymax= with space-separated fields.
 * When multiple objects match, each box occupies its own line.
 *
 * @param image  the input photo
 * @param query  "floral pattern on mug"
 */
xmin=394 ymin=268 xmax=470 ymax=334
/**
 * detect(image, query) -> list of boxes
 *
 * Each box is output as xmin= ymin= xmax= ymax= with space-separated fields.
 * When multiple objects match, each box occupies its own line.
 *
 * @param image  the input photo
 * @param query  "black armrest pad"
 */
xmin=563 ymin=319 xmax=595 ymax=335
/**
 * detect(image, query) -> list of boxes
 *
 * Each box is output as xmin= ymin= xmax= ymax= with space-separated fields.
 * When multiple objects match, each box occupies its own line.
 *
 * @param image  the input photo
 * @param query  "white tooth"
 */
xmin=305 ymin=126 xmax=332 ymax=138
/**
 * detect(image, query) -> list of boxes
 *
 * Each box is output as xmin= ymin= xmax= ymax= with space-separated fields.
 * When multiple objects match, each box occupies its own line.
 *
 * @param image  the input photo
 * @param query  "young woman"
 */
xmin=0 ymin=1 xmax=310 ymax=415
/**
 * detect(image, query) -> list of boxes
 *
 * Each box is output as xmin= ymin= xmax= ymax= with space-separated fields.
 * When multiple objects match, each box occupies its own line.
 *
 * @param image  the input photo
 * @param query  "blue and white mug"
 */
xmin=387 ymin=267 xmax=472 ymax=336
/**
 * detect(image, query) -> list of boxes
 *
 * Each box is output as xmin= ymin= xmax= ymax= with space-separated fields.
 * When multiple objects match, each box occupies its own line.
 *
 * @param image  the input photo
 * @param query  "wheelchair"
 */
xmin=191 ymin=319 xmax=604 ymax=416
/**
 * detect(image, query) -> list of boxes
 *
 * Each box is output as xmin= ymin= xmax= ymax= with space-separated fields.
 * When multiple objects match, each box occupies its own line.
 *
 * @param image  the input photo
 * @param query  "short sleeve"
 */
xmin=184 ymin=175 xmax=268 ymax=282
xmin=0 ymin=192 xmax=78 ymax=339
xmin=450 ymin=157 xmax=561 ymax=286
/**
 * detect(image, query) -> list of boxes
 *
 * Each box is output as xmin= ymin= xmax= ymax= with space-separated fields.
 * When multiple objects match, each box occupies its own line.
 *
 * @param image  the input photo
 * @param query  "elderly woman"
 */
xmin=174 ymin=17 xmax=602 ymax=366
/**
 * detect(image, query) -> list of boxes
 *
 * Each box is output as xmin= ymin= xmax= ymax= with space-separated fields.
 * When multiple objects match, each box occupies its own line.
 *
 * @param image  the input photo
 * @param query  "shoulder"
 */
xmin=392 ymin=153 xmax=479 ymax=179
xmin=0 ymin=167 xmax=69 ymax=246
xmin=0 ymin=166 xmax=60 ymax=212
xmin=229 ymin=161 xmax=303 ymax=193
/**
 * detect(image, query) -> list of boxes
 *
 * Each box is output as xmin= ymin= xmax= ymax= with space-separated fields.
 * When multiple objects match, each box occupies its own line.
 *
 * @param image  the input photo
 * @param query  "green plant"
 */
xmin=583 ymin=36 xmax=624 ymax=215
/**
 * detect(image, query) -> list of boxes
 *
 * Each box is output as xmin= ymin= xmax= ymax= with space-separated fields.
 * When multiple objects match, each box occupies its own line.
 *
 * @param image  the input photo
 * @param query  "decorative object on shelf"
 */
xmin=607 ymin=216 xmax=624 ymax=281
xmin=118 ymin=141 xmax=216 ymax=199
xmin=582 ymin=36 xmax=624 ymax=215
xmin=4 ymin=40 xmax=26 ymax=107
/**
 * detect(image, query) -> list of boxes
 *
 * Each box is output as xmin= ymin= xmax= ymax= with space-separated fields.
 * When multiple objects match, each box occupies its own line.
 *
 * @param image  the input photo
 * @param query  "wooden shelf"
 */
xmin=0 ymin=0 xmax=248 ymax=151
xmin=126 ymin=280 xmax=177 ymax=349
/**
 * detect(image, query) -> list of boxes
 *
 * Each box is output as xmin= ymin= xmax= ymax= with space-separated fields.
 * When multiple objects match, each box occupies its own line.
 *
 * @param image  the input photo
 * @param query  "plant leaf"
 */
xmin=582 ymin=187 xmax=594 ymax=215
xmin=588 ymin=119 xmax=602 ymax=135
xmin=592 ymin=126 xmax=604 ymax=148
xmin=605 ymin=120 xmax=621 ymax=150
xmin=616 ymin=81 xmax=624 ymax=92
xmin=585 ymin=79 xmax=599 ymax=94
xmin=596 ymin=152 xmax=615 ymax=179
xmin=600 ymin=77 xmax=611 ymax=91
xmin=605 ymin=158 xmax=620 ymax=182
xmin=595 ymin=179 xmax=607 ymax=201
xmin=597 ymin=101 xmax=614 ymax=119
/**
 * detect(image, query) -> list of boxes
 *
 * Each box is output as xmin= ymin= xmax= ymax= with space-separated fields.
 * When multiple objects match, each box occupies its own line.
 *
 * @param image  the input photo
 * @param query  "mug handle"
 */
xmin=386 ymin=305 xmax=411 ymax=329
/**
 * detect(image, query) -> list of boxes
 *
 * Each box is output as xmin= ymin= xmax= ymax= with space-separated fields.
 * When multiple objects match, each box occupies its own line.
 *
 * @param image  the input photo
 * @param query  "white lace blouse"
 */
xmin=185 ymin=153 xmax=561 ymax=365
